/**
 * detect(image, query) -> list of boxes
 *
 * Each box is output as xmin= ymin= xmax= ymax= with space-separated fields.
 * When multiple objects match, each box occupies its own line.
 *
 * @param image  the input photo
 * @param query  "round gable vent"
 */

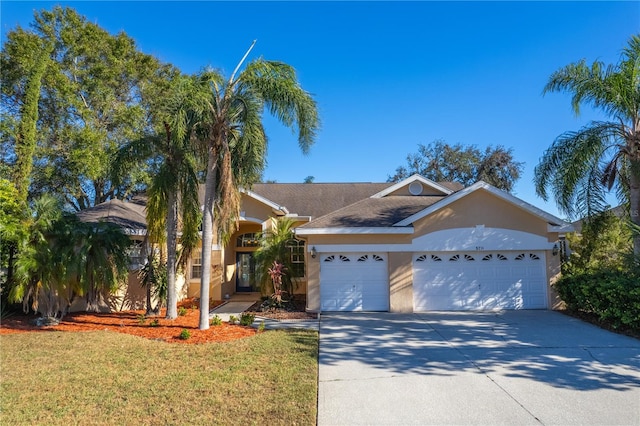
xmin=408 ymin=181 xmax=423 ymax=195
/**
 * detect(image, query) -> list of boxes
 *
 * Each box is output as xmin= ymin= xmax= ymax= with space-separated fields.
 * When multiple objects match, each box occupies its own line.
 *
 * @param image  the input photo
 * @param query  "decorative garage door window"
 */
xmin=415 ymin=252 xmax=541 ymax=262
xmin=324 ymin=255 xmax=350 ymax=262
xmin=413 ymin=251 xmax=546 ymax=311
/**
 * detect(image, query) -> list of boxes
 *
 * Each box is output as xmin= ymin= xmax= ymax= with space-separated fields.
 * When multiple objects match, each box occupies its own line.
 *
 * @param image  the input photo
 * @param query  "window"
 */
xmin=236 ymin=233 xmax=260 ymax=247
xmin=286 ymin=239 xmax=305 ymax=277
xmin=128 ymin=240 xmax=145 ymax=270
xmin=191 ymin=250 xmax=202 ymax=279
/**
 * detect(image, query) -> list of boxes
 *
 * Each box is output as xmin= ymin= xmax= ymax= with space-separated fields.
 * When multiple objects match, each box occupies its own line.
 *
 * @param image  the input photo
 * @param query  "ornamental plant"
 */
xmin=268 ymin=261 xmax=286 ymax=305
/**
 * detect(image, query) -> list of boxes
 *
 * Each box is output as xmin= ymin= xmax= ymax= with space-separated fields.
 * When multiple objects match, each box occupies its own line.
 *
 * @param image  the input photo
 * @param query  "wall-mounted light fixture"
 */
xmin=552 ymin=243 xmax=559 ymax=256
xmin=311 ymin=246 xmax=317 ymax=259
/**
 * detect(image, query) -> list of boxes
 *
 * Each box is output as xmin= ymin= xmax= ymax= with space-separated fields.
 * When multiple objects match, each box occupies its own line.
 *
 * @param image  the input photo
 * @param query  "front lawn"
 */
xmin=0 ymin=329 xmax=318 ymax=425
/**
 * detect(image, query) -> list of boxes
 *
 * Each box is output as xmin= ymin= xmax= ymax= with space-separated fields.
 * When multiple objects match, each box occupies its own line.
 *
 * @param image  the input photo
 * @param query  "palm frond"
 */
xmin=534 ymin=121 xmax=622 ymax=218
xmin=241 ymin=60 xmax=320 ymax=153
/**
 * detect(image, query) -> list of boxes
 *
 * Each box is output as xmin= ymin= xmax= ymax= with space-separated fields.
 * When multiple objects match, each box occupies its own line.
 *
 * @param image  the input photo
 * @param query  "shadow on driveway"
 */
xmin=319 ymin=311 xmax=640 ymax=391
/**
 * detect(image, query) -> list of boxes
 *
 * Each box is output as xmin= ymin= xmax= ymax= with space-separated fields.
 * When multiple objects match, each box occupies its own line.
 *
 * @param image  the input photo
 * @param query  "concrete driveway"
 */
xmin=318 ymin=311 xmax=640 ymax=425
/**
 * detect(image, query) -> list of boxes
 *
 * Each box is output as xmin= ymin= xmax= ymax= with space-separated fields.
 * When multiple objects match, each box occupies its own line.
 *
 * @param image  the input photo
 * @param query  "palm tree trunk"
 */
xmin=199 ymin=147 xmax=218 ymax=330
xmin=165 ymin=190 xmax=178 ymax=319
xmin=630 ymin=159 xmax=640 ymax=257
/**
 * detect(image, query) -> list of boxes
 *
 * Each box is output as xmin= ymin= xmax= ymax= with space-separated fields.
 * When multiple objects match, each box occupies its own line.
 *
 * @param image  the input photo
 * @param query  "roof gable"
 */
xmin=394 ymin=181 xmax=571 ymax=228
xmin=371 ymin=174 xmax=456 ymax=198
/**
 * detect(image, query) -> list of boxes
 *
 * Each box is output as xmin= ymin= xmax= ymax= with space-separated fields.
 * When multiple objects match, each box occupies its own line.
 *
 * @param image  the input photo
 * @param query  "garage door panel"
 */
xmin=413 ymin=251 xmax=547 ymax=311
xmin=320 ymin=253 xmax=389 ymax=312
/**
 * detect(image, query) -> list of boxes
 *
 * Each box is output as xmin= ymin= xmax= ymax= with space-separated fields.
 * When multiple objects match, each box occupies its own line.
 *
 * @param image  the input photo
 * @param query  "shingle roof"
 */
xmin=249 ymin=183 xmax=391 ymax=218
xmin=298 ymin=195 xmax=445 ymax=228
xmin=76 ymin=198 xmax=147 ymax=234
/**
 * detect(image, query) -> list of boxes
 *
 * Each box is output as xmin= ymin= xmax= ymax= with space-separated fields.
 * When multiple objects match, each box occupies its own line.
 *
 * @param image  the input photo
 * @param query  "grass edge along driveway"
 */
xmin=1 ymin=329 xmax=318 ymax=426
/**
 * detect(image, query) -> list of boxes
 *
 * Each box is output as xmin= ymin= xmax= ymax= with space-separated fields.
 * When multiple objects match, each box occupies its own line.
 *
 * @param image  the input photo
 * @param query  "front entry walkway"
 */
xmin=318 ymin=311 xmax=640 ymax=425
xmin=209 ymin=301 xmax=256 ymax=321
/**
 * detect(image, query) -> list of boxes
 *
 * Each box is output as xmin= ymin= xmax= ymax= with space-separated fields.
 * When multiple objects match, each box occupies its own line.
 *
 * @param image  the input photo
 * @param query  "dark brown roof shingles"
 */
xmin=298 ymin=196 xmax=444 ymax=228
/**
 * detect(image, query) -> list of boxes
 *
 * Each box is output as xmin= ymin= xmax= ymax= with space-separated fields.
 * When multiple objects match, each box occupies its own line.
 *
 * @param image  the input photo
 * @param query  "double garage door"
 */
xmin=413 ymin=251 xmax=547 ymax=311
xmin=319 ymin=251 xmax=547 ymax=312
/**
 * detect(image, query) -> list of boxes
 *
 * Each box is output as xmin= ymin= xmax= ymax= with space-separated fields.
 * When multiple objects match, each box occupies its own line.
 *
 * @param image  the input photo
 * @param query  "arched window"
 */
xmin=286 ymin=239 xmax=305 ymax=277
xmin=236 ymin=233 xmax=260 ymax=247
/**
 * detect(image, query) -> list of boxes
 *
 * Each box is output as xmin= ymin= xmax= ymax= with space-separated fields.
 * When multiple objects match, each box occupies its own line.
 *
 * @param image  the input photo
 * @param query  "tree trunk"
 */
xmin=629 ymin=159 xmax=640 ymax=258
xmin=165 ymin=190 xmax=178 ymax=319
xmin=199 ymin=147 xmax=218 ymax=330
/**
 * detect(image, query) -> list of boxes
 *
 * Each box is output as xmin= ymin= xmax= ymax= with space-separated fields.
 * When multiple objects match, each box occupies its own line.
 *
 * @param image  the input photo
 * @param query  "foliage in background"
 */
xmin=562 ymin=209 xmax=634 ymax=275
xmin=535 ymin=34 xmax=640 ymax=256
xmin=0 ymin=179 xmax=28 ymax=303
xmin=1 ymin=6 xmax=171 ymax=210
xmin=388 ymin=139 xmax=524 ymax=191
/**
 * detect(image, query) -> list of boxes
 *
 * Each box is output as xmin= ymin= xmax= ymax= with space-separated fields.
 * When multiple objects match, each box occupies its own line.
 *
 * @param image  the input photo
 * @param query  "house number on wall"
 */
xmin=475 ymin=246 xmax=484 ymax=251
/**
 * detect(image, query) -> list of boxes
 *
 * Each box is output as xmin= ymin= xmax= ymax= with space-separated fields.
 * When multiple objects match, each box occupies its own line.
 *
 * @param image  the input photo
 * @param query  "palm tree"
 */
xmin=196 ymin=42 xmax=319 ymax=329
xmin=11 ymin=194 xmax=69 ymax=318
xmin=535 ymin=35 xmax=640 ymax=256
xmin=114 ymin=74 xmax=204 ymax=319
xmin=254 ymin=217 xmax=299 ymax=298
xmin=73 ymin=221 xmax=131 ymax=313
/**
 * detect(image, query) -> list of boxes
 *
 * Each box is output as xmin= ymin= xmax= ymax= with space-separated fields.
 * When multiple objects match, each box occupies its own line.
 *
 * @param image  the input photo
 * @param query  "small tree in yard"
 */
xmin=139 ymin=251 xmax=168 ymax=315
xmin=267 ymin=261 xmax=286 ymax=306
xmin=254 ymin=217 xmax=299 ymax=298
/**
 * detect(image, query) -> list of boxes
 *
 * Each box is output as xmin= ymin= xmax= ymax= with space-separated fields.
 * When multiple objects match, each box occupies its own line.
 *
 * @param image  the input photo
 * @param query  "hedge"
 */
xmin=554 ymin=270 xmax=640 ymax=330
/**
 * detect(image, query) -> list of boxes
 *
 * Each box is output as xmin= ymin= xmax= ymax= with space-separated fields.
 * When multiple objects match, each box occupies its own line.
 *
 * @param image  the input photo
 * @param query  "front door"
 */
xmin=236 ymin=252 xmax=255 ymax=292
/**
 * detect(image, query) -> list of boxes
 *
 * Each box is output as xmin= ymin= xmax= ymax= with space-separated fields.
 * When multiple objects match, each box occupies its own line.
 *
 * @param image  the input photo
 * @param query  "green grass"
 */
xmin=0 ymin=329 xmax=318 ymax=425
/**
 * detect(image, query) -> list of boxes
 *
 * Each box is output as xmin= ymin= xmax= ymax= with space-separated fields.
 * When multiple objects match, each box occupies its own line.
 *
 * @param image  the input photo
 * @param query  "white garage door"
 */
xmin=413 ymin=251 xmax=547 ymax=311
xmin=320 ymin=253 xmax=389 ymax=311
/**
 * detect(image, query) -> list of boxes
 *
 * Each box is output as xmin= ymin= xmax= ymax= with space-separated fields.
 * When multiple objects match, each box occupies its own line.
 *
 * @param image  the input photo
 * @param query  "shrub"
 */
xmin=554 ymin=270 xmax=640 ymax=330
xmin=177 ymin=306 xmax=188 ymax=317
xmin=258 ymin=321 xmax=266 ymax=332
xmin=228 ymin=315 xmax=238 ymax=325
xmin=137 ymin=314 xmax=146 ymax=324
xmin=240 ymin=312 xmax=255 ymax=326
xmin=210 ymin=315 xmax=222 ymax=326
xmin=179 ymin=329 xmax=191 ymax=340
xmin=149 ymin=319 xmax=160 ymax=327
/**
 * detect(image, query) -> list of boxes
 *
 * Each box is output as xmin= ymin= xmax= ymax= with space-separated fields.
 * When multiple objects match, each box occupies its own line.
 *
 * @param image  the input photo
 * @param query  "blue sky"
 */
xmin=2 ymin=1 xmax=639 ymax=219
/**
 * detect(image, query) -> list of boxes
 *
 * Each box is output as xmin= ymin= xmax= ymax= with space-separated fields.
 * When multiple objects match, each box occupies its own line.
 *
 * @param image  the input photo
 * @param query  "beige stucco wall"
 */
xmin=242 ymin=196 xmax=276 ymax=221
xmin=306 ymin=254 xmax=321 ymax=312
xmin=187 ymin=249 xmax=223 ymax=301
xmin=413 ymin=190 xmax=549 ymax=236
xmin=388 ymin=252 xmax=414 ymax=313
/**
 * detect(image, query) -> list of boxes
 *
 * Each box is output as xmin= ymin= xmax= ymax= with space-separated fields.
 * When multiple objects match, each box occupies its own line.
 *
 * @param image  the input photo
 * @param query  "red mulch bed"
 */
xmin=0 ymin=299 xmax=256 ymax=344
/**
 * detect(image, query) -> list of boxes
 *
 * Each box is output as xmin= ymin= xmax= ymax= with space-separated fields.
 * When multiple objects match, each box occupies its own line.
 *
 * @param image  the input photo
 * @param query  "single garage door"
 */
xmin=413 ymin=251 xmax=547 ymax=311
xmin=320 ymin=253 xmax=389 ymax=311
